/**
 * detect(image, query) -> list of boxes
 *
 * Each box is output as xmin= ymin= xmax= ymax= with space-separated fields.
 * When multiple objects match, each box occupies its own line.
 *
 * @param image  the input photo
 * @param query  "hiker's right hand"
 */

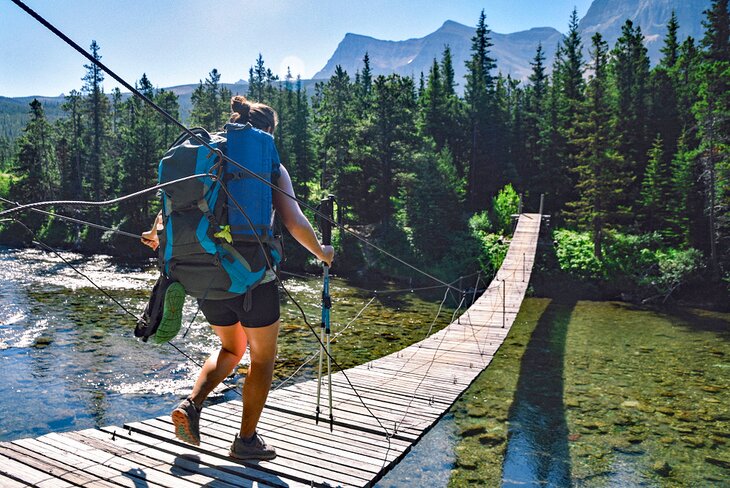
xmin=141 ymin=213 xmax=163 ymax=251
xmin=319 ymin=244 xmax=334 ymax=267
xmin=141 ymin=229 xmax=159 ymax=250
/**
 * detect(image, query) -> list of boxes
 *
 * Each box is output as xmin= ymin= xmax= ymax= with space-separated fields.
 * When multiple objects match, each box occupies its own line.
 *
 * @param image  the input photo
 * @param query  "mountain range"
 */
xmin=315 ymin=0 xmax=713 ymax=83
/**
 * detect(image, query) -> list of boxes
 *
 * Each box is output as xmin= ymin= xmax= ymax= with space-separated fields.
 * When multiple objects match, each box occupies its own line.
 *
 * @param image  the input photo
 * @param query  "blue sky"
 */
xmin=1 ymin=0 xmax=592 ymax=97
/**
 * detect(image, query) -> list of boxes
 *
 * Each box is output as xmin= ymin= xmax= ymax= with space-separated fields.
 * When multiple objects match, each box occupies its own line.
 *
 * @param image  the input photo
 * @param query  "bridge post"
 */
xmin=502 ymin=279 xmax=506 ymax=328
xmin=523 ymin=253 xmax=526 ymax=282
xmin=539 ymin=193 xmax=544 ymax=216
xmin=518 ymin=194 xmax=522 ymax=215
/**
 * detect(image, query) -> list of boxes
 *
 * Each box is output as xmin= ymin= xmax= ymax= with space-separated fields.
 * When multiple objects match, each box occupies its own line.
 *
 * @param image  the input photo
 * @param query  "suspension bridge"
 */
xmin=0 ymin=213 xmax=541 ymax=487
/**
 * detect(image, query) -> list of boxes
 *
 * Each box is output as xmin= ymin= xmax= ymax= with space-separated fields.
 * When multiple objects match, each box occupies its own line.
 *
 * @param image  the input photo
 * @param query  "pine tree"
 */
xmin=666 ymin=132 xmax=695 ymax=245
xmin=190 ymin=69 xmax=229 ymax=131
xmin=420 ymin=58 xmax=447 ymax=149
xmin=640 ymin=135 xmax=670 ymax=232
xmin=464 ymin=9 xmax=498 ymax=210
xmin=695 ymin=0 xmax=730 ymax=277
xmin=11 ymin=100 xmax=58 ymax=231
xmin=661 ymin=11 xmax=681 ymax=69
xmin=82 ymin=40 xmax=110 ymax=246
xmin=550 ymin=9 xmax=585 ymax=215
xmin=59 ymin=89 xmax=85 ymax=200
xmin=313 ymin=65 xmax=355 ymax=195
xmin=568 ymin=33 xmax=628 ymax=258
xmin=610 ymin=20 xmax=651 ymax=218
xmin=522 ymin=43 xmax=547 ymax=205
xmin=288 ymin=76 xmax=315 ymax=201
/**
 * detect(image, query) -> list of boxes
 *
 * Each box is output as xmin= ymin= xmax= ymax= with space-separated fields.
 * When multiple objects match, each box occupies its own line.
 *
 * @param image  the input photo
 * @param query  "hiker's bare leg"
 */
xmin=240 ymin=320 xmax=280 ymax=438
xmin=189 ymin=323 xmax=248 ymax=407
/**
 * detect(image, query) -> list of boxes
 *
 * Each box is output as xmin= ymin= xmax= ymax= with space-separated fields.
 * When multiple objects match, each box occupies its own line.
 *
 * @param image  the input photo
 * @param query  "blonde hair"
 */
xmin=230 ymin=95 xmax=278 ymax=132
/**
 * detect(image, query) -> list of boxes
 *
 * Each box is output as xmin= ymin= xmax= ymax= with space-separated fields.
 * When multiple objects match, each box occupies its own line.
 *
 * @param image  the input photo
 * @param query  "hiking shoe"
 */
xmin=153 ymin=281 xmax=186 ymax=344
xmin=171 ymin=397 xmax=201 ymax=446
xmin=229 ymin=432 xmax=277 ymax=461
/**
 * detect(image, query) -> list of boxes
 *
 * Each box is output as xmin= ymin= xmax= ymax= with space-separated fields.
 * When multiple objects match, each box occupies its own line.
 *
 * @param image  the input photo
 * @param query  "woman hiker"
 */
xmin=141 ymin=95 xmax=334 ymax=460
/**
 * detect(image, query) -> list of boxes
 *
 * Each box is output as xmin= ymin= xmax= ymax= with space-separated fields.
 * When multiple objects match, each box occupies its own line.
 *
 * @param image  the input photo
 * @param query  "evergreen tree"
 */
xmin=666 ymin=132 xmax=695 ymax=245
xmin=522 ymin=43 xmax=547 ymax=206
xmin=404 ymin=148 xmax=461 ymax=262
xmin=420 ymin=58 xmax=447 ymax=149
xmin=640 ymin=135 xmax=671 ymax=232
xmin=610 ymin=20 xmax=652 ymax=216
xmin=119 ymin=74 xmax=161 ymax=234
xmin=82 ymin=40 xmax=110 ymax=245
xmin=439 ymin=46 xmax=468 ymax=182
xmin=356 ymin=74 xmax=418 ymax=225
xmin=11 ymin=100 xmax=58 ymax=231
xmin=288 ymin=76 xmax=315 ymax=201
xmin=313 ymin=65 xmax=354 ymax=195
xmin=695 ymin=0 xmax=730 ymax=277
xmin=568 ymin=33 xmax=627 ymax=258
xmin=189 ymin=69 xmax=230 ymax=131
xmin=59 ymin=89 xmax=85 ymax=200
xmin=646 ymin=12 xmax=684 ymax=228
xmin=464 ymin=9 xmax=498 ymax=210
xmin=550 ymin=9 xmax=585 ymax=215
xmin=661 ymin=11 xmax=681 ymax=69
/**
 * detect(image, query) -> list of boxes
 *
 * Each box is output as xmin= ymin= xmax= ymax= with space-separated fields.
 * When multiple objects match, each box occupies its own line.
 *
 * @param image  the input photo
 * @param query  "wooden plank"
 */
xmin=13 ymin=436 xmax=145 ymax=488
xmin=0 ymin=451 xmax=75 ymax=488
xmin=75 ymin=428 xmax=287 ymax=488
xmin=128 ymin=417 xmax=373 ymax=487
xmin=0 ymin=442 xmax=115 ymax=487
xmin=0 ymin=472 xmax=29 ymax=488
xmin=98 ymin=426 xmax=311 ymax=488
xmin=209 ymin=402 xmax=410 ymax=454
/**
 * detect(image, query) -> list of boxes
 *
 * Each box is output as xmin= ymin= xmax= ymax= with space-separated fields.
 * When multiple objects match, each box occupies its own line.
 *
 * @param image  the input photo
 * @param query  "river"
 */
xmin=1 ymin=247 xmax=728 ymax=486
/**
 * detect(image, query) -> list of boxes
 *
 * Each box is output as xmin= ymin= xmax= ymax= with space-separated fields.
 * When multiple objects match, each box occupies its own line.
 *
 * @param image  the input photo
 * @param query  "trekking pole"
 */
xmin=316 ymin=195 xmax=334 ymax=428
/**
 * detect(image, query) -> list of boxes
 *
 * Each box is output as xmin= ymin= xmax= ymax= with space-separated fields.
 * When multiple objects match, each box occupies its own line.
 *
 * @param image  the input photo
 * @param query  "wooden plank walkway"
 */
xmin=0 ymin=213 xmax=541 ymax=488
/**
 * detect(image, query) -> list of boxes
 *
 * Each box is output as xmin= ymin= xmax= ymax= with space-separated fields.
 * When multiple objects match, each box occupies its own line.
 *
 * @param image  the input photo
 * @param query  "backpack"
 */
xmin=156 ymin=124 xmax=282 ymax=301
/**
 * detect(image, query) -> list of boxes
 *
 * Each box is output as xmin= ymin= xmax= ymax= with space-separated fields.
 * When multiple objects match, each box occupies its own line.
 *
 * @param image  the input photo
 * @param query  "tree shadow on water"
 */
xmin=501 ymin=299 xmax=577 ymax=487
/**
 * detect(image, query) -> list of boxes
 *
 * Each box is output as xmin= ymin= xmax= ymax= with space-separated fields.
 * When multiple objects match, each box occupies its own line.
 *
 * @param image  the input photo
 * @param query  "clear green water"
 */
xmin=449 ymin=298 xmax=730 ymax=487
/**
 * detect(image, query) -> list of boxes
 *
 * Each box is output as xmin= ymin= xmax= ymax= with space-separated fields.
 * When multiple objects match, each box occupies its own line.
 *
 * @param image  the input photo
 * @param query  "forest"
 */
xmin=1 ymin=2 xmax=728 ymax=303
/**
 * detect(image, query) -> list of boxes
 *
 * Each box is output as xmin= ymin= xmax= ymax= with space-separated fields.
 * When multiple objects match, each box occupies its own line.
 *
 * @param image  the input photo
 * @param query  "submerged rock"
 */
xmin=460 ymin=426 xmax=486 ymax=437
xmin=705 ymin=456 xmax=730 ymax=470
xmin=478 ymin=433 xmax=505 ymax=446
xmin=652 ymin=460 xmax=672 ymax=477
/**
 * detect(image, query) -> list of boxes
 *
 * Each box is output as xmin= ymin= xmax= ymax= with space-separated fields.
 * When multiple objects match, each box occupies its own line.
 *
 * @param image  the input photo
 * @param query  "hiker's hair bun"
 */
xmin=230 ymin=95 xmax=251 ymax=123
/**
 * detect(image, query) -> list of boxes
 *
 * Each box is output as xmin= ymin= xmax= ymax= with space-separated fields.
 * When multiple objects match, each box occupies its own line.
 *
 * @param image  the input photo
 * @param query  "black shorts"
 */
xmin=198 ymin=280 xmax=280 ymax=327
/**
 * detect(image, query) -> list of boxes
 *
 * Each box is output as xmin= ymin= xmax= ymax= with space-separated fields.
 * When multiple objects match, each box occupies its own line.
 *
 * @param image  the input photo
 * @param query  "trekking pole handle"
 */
xmin=320 ymin=194 xmax=334 ymax=246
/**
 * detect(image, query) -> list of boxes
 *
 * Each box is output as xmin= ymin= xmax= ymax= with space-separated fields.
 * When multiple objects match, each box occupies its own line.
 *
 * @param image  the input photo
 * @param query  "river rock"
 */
xmin=701 ymin=385 xmax=722 ymax=393
xmin=705 ymin=456 xmax=730 ymax=470
xmin=656 ymin=406 xmax=674 ymax=416
xmin=652 ymin=461 xmax=672 ymax=477
xmin=32 ymin=335 xmax=53 ymax=348
xmin=620 ymin=400 xmax=640 ymax=409
xmin=659 ymin=436 xmax=675 ymax=444
xmin=479 ymin=433 xmax=505 ymax=446
xmin=460 ymin=426 xmax=486 ymax=437
xmin=680 ymin=436 xmax=705 ymax=448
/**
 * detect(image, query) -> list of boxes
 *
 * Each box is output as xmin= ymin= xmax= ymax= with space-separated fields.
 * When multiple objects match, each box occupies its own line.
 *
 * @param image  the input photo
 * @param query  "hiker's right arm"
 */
xmin=273 ymin=165 xmax=334 ymax=266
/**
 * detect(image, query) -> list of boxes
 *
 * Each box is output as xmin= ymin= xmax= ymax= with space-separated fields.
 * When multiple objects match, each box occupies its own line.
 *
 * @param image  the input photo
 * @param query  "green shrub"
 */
xmin=491 ymin=184 xmax=520 ymax=235
xmin=553 ymin=229 xmax=603 ymax=279
xmin=553 ymin=228 xmax=704 ymax=299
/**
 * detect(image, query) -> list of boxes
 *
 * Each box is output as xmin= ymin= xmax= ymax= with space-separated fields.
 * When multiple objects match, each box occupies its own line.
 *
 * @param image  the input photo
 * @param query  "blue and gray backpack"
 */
xmin=156 ymin=122 xmax=282 ymax=302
